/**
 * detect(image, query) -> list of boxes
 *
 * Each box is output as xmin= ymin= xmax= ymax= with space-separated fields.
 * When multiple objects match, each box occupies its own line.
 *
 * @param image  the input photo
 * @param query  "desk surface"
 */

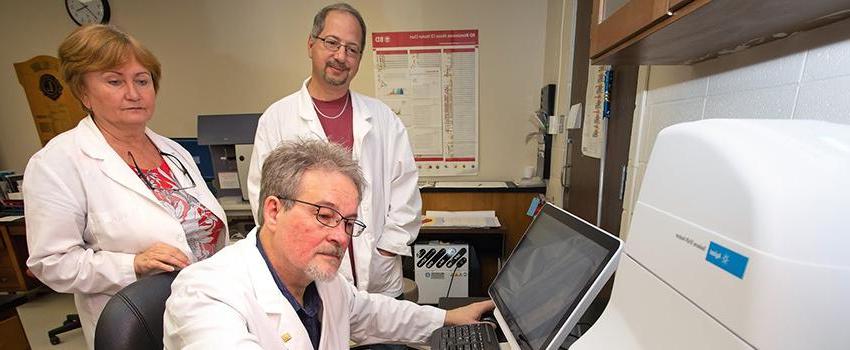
xmin=420 ymin=181 xmax=545 ymax=193
xmin=217 ymin=196 xmax=251 ymax=211
xmin=420 ymin=226 xmax=504 ymax=233
xmin=0 ymin=215 xmax=24 ymax=224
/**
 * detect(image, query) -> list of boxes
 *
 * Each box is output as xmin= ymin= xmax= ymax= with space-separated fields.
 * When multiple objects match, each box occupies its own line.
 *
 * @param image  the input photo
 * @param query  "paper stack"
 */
xmin=423 ymin=210 xmax=501 ymax=228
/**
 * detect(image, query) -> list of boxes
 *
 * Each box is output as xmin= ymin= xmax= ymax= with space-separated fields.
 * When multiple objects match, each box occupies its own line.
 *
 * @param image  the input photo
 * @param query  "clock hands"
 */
xmin=77 ymin=3 xmax=96 ymax=18
xmin=66 ymin=0 xmax=109 ymax=26
xmin=73 ymin=2 xmax=99 ymax=22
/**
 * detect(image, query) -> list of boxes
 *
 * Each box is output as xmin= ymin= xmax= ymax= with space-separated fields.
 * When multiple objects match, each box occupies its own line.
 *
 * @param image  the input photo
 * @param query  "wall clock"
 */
xmin=65 ymin=0 xmax=111 ymax=26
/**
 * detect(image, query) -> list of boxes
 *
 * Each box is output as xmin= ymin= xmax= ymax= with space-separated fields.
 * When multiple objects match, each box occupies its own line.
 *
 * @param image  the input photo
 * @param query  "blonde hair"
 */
xmin=58 ymin=24 xmax=161 ymax=103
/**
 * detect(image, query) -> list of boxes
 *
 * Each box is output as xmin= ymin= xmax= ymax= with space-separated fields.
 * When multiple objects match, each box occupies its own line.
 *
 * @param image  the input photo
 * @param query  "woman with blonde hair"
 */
xmin=23 ymin=24 xmax=227 ymax=348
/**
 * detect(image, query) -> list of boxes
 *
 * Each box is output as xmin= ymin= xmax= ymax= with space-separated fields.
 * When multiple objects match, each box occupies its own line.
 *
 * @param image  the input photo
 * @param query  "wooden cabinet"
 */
xmin=667 ymin=0 xmax=693 ymax=10
xmin=590 ymin=0 xmax=850 ymax=65
xmin=590 ymin=0 xmax=671 ymax=59
xmin=0 ymin=294 xmax=30 ymax=350
xmin=420 ymin=186 xmax=543 ymax=256
xmin=0 ymin=219 xmax=40 ymax=292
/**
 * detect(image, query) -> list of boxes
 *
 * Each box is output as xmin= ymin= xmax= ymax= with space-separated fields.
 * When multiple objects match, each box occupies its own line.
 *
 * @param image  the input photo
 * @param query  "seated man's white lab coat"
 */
xmin=164 ymin=229 xmax=445 ymax=349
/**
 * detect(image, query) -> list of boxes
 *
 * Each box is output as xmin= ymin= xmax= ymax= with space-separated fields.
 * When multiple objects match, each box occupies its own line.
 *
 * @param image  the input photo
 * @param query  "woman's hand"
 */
xmin=134 ymin=242 xmax=190 ymax=275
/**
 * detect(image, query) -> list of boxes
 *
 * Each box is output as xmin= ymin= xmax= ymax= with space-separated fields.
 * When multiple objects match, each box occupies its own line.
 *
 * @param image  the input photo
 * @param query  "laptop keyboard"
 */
xmin=429 ymin=323 xmax=500 ymax=350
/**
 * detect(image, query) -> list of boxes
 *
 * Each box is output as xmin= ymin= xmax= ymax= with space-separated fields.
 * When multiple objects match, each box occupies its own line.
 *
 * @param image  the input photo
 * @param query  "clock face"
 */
xmin=65 ymin=0 xmax=111 ymax=26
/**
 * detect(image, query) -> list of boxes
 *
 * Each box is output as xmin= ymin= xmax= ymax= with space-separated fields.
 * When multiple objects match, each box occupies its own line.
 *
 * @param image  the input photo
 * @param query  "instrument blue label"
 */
xmin=705 ymin=242 xmax=749 ymax=279
xmin=527 ymin=197 xmax=541 ymax=217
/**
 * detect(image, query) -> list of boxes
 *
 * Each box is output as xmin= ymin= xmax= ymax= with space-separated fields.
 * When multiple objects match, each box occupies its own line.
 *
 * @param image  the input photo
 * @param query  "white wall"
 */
xmin=621 ymin=18 xmax=850 ymax=237
xmin=0 ymin=0 xmax=549 ymax=182
xmin=546 ymin=0 xmax=576 ymax=206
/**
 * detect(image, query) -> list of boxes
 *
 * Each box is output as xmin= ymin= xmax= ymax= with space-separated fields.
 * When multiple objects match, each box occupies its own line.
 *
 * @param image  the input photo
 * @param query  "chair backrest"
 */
xmin=94 ymin=271 xmax=179 ymax=350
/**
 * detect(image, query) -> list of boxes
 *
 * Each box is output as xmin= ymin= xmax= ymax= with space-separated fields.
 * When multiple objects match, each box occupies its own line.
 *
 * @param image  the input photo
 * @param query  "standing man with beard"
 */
xmin=248 ymin=3 xmax=420 ymax=301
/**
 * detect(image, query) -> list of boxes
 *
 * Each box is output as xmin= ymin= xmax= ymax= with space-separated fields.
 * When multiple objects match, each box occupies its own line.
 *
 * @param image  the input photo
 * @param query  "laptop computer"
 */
xmin=431 ymin=202 xmax=623 ymax=349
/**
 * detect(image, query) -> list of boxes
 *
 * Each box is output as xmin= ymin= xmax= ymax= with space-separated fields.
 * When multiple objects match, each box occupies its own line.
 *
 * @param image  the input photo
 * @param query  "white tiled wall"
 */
xmin=620 ymin=19 xmax=850 ymax=238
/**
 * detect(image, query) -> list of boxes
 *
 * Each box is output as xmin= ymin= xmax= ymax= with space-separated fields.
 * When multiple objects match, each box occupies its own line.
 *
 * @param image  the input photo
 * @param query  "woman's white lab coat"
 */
xmin=23 ymin=117 xmax=227 ymax=349
xmin=247 ymin=78 xmax=422 ymax=296
xmin=164 ymin=229 xmax=445 ymax=350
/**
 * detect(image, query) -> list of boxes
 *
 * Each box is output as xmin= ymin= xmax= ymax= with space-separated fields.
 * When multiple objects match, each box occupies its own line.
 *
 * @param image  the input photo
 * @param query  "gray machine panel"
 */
xmin=197 ymin=114 xmax=261 ymax=145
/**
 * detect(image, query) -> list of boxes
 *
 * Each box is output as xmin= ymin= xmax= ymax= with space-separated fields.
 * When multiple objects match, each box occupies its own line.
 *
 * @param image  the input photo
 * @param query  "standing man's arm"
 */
xmin=247 ymin=115 xmax=275 ymax=224
xmin=376 ymin=118 xmax=422 ymax=257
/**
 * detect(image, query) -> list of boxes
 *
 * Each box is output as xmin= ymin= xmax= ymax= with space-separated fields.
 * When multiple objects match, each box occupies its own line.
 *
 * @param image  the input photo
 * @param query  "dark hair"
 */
xmin=311 ymin=3 xmax=367 ymax=47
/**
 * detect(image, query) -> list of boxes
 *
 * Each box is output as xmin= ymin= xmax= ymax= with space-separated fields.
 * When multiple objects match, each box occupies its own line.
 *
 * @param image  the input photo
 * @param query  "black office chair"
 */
xmin=22 ymin=267 xmax=83 ymax=346
xmin=94 ymin=271 xmax=179 ymax=350
xmin=47 ymin=313 xmax=81 ymax=345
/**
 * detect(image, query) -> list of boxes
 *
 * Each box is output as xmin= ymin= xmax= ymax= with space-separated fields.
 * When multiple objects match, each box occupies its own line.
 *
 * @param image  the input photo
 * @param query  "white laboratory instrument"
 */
xmin=572 ymin=119 xmax=850 ymax=350
xmin=414 ymin=243 xmax=470 ymax=304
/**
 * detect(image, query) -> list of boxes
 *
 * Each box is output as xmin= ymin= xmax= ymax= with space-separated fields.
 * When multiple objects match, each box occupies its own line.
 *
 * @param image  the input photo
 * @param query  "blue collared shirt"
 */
xmin=256 ymin=236 xmax=323 ymax=349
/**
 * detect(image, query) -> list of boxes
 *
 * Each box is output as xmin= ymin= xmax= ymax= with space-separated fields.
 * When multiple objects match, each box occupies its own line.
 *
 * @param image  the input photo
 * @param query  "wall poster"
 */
xmin=372 ymin=29 xmax=479 ymax=176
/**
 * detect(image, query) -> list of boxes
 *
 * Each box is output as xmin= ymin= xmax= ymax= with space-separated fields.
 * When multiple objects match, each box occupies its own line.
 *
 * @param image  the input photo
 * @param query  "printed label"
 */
xmin=527 ymin=197 xmax=541 ymax=217
xmin=705 ymin=242 xmax=749 ymax=279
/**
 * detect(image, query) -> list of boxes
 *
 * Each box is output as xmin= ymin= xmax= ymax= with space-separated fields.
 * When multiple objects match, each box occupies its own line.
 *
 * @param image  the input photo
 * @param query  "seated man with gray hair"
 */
xmin=164 ymin=139 xmax=493 ymax=349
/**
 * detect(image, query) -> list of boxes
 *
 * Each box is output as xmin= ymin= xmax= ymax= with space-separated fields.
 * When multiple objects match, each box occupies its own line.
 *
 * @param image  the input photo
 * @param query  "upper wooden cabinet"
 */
xmin=667 ymin=0 xmax=693 ymax=11
xmin=590 ymin=0 xmax=672 ymax=59
xmin=590 ymin=0 xmax=850 ymax=65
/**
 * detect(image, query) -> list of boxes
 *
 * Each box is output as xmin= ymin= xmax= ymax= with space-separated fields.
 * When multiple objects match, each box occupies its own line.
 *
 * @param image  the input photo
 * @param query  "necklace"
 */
xmin=312 ymin=93 xmax=349 ymax=120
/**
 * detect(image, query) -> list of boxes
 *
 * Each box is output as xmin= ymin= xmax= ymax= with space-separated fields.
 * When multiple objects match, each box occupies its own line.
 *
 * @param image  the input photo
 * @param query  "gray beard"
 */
xmin=305 ymin=262 xmax=336 ymax=282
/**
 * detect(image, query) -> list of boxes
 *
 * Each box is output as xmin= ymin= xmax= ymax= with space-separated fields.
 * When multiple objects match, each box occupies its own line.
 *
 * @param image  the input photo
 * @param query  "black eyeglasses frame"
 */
xmin=128 ymin=151 xmax=197 ymax=192
xmin=277 ymin=196 xmax=366 ymax=237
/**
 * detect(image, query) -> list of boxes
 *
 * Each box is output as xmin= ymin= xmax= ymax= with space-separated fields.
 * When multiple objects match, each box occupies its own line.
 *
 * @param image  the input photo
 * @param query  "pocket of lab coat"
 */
xmin=88 ymin=209 xmax=138 ymax=251
xmin=370 ymin=251 xmax=403 ymax=296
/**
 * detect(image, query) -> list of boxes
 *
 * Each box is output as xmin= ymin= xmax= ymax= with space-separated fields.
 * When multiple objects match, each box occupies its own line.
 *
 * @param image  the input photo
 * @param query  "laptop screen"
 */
xmin=489 ymin=203 xmax=622 ymax=349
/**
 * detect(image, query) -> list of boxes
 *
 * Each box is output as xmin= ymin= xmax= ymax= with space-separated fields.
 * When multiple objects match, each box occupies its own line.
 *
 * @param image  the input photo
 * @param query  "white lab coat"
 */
xmin=23 ymin=117 xmax=227 ymax=349
xmin=248 ymin=78 xmax=422 ymax=296
xmin=163 ymin=229 xmax=445 ymax=350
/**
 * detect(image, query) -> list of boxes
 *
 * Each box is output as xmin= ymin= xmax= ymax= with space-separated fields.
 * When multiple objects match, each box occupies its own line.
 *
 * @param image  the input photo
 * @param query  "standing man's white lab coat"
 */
xmin=23 ymin=117 xmax=228 ymax=348
xmin=248 ymin=78 xmax=421 ymax=296
xmin=164 ymin=229 xmax=445 ymax=349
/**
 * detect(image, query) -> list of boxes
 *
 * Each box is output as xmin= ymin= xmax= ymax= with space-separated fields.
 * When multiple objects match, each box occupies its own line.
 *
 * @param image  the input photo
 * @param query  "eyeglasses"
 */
xmin=278 ymin=197 xmax=366 ymax=237
xmin=313 ymin=35 xmax=362 ymax=57
xmin=129 ymin=151 xmax=197 ymax=191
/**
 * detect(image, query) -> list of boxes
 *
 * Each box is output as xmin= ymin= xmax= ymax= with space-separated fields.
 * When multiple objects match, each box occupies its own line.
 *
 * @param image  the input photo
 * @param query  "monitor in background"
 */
xmin=197 ymin=114 xmax=261 ymax=200
xmin=197 ymin=114 xmax=260 ymax=146
xmin=171 ymin=137 xmax=215 ymax=182
xmin=489 ymin=203 xmax=623 ymax=350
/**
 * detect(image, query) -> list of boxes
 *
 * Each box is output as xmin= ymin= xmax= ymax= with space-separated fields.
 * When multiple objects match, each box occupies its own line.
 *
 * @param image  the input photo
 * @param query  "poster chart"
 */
xmin=582 ymin=65 xmax=607 ymax=158
xmin=372 ymin=29 xmax=479 ymax=176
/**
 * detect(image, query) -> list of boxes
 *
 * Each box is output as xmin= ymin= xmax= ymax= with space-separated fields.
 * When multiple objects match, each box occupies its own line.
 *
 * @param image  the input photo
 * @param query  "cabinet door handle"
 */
xmin=562 ymin=138 xmax=573 ymax=192
xmin=618 ymin=165 xmax=628 ymax=201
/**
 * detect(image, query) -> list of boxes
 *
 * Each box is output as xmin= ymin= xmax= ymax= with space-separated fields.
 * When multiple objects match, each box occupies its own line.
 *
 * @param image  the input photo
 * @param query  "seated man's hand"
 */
xmin=444 ymin=300 xmax=496 ymax=326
